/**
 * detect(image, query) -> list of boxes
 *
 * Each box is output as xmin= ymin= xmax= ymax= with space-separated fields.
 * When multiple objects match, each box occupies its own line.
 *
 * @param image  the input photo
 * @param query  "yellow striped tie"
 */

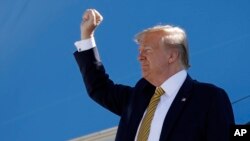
xmin=137 ymin=87 xmax=165 ymax=141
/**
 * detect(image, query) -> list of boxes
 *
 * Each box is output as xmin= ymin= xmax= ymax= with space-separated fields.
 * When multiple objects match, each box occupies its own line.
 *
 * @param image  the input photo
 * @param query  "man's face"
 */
xmin=138 ymin=32 xmax=171 ymax=83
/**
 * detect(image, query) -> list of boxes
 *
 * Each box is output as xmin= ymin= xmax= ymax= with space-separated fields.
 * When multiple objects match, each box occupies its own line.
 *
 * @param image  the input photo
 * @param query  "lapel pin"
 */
xmin=181 ymin=98 xmax=186 ymax=102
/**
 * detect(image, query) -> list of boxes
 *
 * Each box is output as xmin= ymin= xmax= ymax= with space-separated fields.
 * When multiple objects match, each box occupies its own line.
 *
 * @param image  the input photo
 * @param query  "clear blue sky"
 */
xmin=1 ymin=0 xmax=250 ymax=140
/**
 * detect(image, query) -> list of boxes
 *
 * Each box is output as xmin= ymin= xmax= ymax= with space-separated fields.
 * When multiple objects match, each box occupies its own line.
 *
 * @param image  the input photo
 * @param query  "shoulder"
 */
xmin=191 ymin=79 xmax=228 ymax=100
xmin=193 ymin=80 xmax=225 ymax=92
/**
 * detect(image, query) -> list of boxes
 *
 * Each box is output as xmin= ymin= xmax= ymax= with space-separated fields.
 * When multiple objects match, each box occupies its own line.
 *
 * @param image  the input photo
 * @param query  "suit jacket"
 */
xmin=74 ymin=48 xmax=235 ymax=141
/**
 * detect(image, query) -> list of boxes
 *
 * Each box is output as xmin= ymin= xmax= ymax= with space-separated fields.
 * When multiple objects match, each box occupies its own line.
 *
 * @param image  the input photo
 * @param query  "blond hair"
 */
xmin=135 ymin=25 xmax=190 ymax=68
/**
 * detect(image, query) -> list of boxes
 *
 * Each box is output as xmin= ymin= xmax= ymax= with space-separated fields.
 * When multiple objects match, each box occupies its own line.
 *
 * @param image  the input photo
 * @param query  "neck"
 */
xmin=149 ymin=65 xmax=185 ymax=87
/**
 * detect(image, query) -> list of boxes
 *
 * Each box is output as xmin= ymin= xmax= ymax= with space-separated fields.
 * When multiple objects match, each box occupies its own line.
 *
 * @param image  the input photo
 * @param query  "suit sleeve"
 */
xmin=74 ymin=48 xmax=133 ymax=116
xmin=206 ymin=88 xmax=235 ymax=141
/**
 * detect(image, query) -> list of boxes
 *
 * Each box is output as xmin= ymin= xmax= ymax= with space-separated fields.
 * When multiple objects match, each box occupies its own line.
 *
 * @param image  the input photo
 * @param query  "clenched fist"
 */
xmin=81 ymin=9 xmax=103 ymax=39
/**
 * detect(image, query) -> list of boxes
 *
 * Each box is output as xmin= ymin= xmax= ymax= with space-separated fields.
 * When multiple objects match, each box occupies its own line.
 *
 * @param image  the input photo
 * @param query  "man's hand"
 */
xmin=81 ymin=9 xmax=103 ymax=39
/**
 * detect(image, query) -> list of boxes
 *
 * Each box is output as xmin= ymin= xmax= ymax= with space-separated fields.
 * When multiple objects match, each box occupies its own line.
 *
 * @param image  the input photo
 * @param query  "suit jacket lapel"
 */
xmin=160 ymin=75 xmax=194 ymax=141
xmin=128 ymin=79 xmax=155 ymax=140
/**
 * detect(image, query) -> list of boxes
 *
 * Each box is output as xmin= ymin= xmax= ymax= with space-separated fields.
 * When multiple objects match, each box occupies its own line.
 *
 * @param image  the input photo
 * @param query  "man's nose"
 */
xmin=138 ymin=51 xmax=145 ymax=62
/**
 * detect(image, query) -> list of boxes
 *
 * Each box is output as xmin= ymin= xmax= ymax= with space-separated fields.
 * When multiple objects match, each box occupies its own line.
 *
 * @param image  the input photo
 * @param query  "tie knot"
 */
xmin=155 ymin=87 xmax=165 ymax=97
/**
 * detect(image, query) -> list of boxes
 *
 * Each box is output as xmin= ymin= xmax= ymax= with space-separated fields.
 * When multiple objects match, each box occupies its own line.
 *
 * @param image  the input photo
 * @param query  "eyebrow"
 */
xmin=139 ymin=46 xmax=154 ymax=53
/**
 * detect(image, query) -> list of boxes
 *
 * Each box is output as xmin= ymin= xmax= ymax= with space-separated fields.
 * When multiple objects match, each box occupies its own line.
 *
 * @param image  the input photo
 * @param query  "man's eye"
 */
xmin=145 ymin=49 xmax=152 ymax=53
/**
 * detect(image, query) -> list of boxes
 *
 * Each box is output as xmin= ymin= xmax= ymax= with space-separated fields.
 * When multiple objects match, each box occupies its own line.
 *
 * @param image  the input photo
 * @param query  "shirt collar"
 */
xmin=160 ymin=70 xmax=187 ymax=97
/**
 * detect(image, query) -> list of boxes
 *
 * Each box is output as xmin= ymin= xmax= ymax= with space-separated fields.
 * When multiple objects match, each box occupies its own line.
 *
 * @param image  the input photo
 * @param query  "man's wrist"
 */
xmin=81 ymin=28 xmax=95 ymax=39
xmin=81 ymin=33 xmax=94 ymax=40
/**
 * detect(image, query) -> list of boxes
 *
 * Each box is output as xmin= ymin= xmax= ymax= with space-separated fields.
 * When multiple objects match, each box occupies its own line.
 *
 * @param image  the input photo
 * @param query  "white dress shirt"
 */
xmin=135 ymin=70 xmax=187 ymax=141
xmin=74 ymin=38 xmax=188 ymax=141
xmin=74 ymin=38 xmax=96 ymax=52
xmin=75 ymin=38 xmax=101 ymax=62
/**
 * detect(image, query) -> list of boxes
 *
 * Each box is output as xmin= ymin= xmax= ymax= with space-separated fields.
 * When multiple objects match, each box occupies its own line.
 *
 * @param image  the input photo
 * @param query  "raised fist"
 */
xmin=81 ymin=9 xmax=103 ymax=39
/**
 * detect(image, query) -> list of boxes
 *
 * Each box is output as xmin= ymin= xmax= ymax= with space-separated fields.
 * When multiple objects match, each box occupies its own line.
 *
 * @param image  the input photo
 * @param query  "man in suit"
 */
xmin=74 ymin=9 xmax=235 ymax=141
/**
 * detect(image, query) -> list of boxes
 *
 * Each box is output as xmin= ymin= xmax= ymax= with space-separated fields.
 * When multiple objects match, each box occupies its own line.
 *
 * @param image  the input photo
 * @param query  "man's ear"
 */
xmin=168 ymin=48 xmax=179 ymax=64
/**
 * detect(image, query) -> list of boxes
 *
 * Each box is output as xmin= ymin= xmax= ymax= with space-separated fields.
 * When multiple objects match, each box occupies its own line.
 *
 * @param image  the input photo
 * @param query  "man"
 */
xmin=74 ymin=9 xmax=234 ymax=141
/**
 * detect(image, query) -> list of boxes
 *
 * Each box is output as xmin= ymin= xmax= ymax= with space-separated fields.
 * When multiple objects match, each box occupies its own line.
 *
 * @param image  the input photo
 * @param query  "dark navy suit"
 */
xmin=74 ymin=48 xmax=234 ymax=141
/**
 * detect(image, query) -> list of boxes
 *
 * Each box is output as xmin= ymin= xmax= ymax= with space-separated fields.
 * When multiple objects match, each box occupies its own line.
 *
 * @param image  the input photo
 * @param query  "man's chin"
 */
xmin=142 ymin=72 xmax=149 ymax=79
xmin=141 ymin=71 xmax=146 ymax=77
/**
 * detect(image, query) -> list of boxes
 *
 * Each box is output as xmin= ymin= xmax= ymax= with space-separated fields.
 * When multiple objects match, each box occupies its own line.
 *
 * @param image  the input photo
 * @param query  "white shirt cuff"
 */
xmin=74 ymin=37 xmax=96 ymax=52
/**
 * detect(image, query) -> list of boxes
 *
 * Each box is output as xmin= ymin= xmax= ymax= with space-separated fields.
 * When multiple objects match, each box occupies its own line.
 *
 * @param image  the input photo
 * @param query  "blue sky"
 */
xmin=1 ymin=0 xmax=250 ymax=140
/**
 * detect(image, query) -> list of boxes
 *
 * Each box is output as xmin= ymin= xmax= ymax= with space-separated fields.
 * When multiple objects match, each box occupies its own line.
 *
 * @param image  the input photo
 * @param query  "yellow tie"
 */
xmin=137 ymin=87 xmax=165 ymax=141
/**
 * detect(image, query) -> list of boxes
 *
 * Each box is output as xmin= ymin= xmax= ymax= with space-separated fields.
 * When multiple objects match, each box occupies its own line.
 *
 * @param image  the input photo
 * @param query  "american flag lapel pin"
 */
xmin=181 ymin=98 xmax=186 ymax=102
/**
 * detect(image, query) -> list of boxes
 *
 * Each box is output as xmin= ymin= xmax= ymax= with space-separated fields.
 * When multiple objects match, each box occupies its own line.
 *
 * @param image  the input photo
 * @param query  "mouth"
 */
xmin=141 ymin=64 xmax=148 ymax=68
